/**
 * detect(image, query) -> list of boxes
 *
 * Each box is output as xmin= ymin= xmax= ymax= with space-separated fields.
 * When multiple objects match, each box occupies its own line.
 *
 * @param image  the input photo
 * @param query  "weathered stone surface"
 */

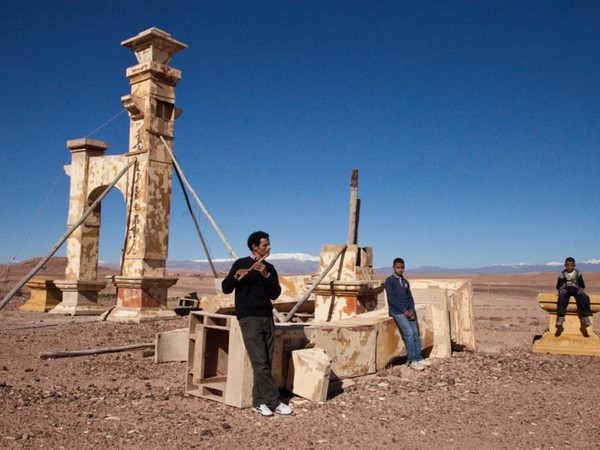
xmin=410 ymin=279 xmax=476 ymax=351
xmin=286 ymin=348 xmax=331 ymax=403
xmin=312 ymin=245 xmax=383 ymax=322
xmin=49 ymin=279 xmax=107 ymax=316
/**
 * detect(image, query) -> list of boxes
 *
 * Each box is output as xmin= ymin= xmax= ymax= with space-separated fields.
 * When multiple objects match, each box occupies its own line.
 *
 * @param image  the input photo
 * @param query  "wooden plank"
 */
xmin=155 ymin=328 xmax=187 ymax=363
xmin=223 ymin=317 xmax=253 ymax=408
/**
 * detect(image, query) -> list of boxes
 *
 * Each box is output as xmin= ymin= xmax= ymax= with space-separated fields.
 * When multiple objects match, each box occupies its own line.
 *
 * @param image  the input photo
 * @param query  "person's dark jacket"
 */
xmin=556 ymin=269 xmax=585 ymax=291
xmin=384 ymin=274 xmax=415 ymax=316
xmin=222 ymin=256 xmax=281 ymax=319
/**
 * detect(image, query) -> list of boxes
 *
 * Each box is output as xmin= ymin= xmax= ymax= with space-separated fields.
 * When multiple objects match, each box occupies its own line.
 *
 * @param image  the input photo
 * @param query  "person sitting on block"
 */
xmin=556 ymin=257 xmax=592 ymax=328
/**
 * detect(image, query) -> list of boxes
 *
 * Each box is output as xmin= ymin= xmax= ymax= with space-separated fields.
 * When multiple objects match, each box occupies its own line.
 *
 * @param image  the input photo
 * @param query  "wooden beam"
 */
xmin=347 ymin=168 xmax=359 ymax=245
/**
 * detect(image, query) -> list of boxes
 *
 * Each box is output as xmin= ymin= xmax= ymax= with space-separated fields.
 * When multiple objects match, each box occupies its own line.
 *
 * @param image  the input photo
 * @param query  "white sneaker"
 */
xmin=253 ymin=404 xmax=273 ymax=417
xmin=274 ymin=402 xmax=293 ymax=415
xmin=409 ymin=361 xmax=425 ymax=371
xmin=418 ymin=359 xmax=433 ymax=367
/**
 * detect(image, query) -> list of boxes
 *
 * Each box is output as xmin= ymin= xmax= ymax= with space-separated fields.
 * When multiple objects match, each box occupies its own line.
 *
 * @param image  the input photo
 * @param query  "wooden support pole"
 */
xmin=347 ymin=169 xmax=359 ymax=245
xmin=40 ymin=342 xmax=154 ymax=359
xmin=161 ymin=136 xmax=238 ymax=260
xmin=173 ymin=165 xmax=218 ymax=277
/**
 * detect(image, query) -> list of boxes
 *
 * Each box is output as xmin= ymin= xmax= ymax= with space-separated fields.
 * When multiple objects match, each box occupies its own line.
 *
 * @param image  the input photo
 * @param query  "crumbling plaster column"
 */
xmin=51 ymin=28 xmax=186 ymax=321
xmin=51 ymin=138 xmax=110 ymax=315
xmin=108 ymin=28 xmax=187 ymax=321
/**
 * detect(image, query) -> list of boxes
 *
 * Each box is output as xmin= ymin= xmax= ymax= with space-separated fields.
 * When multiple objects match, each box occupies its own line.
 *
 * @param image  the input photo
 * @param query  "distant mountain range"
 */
xmin=165 ymin=253 xmax=321 ymax=274
xmin=163 ymin=253 xmax=600 ymax=275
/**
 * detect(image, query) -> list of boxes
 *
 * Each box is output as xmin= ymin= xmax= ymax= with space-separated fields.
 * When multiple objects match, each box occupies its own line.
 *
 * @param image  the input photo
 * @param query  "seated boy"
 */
xmin=556 ymin=257 xmax=592 ymax=328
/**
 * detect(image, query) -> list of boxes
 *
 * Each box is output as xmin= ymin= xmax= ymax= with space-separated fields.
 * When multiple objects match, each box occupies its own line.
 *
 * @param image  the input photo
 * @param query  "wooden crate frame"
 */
xmin=186 ymin=312 xmax=253 ymax=408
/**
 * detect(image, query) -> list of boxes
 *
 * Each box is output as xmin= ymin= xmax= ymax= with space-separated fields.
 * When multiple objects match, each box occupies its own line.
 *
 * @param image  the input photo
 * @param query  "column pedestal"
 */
xmin=533 ymin=293 xmax=600 ymax=356
xmin=107 ymin=276 xmax=178 ymax=322
xmin=20 ymin=277 xmax=63 ymax=312
xmin=312 ymin=281 xmax=382 ymax=322
xmin=50 ymin=279 xmax=107 ymax=315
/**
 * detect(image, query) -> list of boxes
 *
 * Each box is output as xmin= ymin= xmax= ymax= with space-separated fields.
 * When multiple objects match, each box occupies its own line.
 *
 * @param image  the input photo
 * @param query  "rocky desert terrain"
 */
xmin=1 ymin=258 xmax=600 ymax=449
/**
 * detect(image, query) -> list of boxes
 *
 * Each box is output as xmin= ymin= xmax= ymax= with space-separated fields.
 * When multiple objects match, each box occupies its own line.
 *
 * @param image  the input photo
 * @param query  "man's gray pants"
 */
xmin=238 ymin=316 xmax=280 ymax=409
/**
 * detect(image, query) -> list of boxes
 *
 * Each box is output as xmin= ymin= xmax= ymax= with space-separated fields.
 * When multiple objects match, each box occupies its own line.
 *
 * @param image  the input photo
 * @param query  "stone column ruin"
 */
xmin=51 ymin=28 xmax=186 ymax=321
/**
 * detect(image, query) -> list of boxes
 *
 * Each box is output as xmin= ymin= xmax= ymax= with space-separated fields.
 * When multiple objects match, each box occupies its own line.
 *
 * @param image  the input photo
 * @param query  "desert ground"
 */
xmin=1 ymin=258 xmax=600 ymax=449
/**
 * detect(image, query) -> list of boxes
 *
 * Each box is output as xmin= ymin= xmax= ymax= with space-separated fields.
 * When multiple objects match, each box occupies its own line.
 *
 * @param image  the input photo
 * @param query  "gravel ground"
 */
xmin=2 ymin=268 xmax=600 ymax=449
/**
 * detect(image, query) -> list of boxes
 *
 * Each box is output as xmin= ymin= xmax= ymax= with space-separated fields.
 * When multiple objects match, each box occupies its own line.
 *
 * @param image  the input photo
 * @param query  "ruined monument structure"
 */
xmin=50 ymin=28 xmax=186 ymax=321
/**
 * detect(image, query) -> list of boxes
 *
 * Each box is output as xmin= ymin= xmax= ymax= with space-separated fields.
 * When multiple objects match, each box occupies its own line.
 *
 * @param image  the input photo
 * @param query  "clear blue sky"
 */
xmin=1 ymin=1 xmax=598 ymax=269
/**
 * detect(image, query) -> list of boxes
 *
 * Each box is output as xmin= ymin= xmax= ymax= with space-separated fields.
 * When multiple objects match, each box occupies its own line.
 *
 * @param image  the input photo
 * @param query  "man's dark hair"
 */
xmin=565 ymin=257 xmax=576 ymax=264
xmin=393 ymin=257 xmax=405 ymax=266
xmin=247 ymin=231 xmax=270 ymax=250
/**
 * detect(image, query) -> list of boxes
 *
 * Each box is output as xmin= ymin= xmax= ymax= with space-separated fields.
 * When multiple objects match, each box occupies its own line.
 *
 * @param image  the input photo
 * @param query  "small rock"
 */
xmin=200 ymin=430 xmax=214 ymax=439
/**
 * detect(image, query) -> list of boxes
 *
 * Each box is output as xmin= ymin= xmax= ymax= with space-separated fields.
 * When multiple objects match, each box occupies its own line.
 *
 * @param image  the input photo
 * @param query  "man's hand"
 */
xmin=559 ymin=288 xmax=567 ymax=295
xmin=578 ymin=288 xmax=585 ymax=295
xmin=252 ymin=261 xmax=268 ymax=277
xmin=404 ymin=310 xmax=416 ymax=320
xmin=234 ymin=269 xmax=249 ymax=280
xmin=234 ymin=262 xmax=268 ymax=281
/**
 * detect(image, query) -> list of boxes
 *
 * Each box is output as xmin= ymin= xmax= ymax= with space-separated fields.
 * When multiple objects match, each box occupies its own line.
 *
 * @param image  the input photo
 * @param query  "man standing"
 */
xmin=384 ymin=257 xmax=432 ymax=371
xmin=221 ymin=231 xmax=292 ymax=416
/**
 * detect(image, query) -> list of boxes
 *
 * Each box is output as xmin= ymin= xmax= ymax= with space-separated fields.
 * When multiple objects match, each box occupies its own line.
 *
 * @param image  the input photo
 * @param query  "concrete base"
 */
xmin=533 ymin=314 xmax=600 ymax=356
xmin=108 ymin=276 xmax=178 ymax=322
xmin=20 ymin=277 xmax=62 ymax=312
xmin=533 ymin=293 xmax=600 ymax=356
xmin=50 ymin=279 xmax=107 ymax=316
xmin=105 ymin=306 xmax=177 ymax=322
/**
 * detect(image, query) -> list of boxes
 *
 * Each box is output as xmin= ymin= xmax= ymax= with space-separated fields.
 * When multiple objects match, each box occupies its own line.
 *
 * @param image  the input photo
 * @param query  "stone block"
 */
xmin=20 ymin=277 xmax=62 ymax=312
xmin=410 ymin=279 xmax=476 ymax=351
xmin=286 ymin=348 xmax=331 ymax=403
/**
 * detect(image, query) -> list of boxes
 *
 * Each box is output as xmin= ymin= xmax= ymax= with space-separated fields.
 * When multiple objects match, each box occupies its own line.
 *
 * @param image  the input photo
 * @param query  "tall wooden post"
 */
xmin=347 ymin=168 xmax=360 ymax=245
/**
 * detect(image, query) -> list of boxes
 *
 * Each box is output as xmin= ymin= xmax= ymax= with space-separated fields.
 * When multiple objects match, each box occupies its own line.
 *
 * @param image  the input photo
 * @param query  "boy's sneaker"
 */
xmin=408 ymin=361 xmax=425 ymax=371
xmin=274 ymin=402 xmax=293 ymax=415
xmin=556 ymin=316 xmax=565 ymax=327
xmin=418 ymin=359 xmax=433 ymax=367
xmin=253 ymin=404 xmax=273 ymax=417
xmin=582 ymin=317 xmax=592 ymax=327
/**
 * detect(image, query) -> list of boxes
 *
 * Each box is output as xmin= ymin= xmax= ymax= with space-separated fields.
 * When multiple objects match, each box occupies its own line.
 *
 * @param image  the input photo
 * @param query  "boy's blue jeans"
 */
xmin=392 ymin=313 xmax=423 ymax=363
xmin=557 ymin=287 xmax=592 ymax=317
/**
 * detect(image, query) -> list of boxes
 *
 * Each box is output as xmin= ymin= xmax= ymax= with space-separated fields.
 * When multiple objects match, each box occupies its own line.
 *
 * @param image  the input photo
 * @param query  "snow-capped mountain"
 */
xmin=167 ymin=253 xmax=320 ymax=274
xmin=166 ymin=255 xmax=600 ymax=275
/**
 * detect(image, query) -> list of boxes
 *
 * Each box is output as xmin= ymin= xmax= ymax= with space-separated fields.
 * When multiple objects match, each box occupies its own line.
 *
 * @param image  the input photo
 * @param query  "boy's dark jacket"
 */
xmin=556 ymin=269 xmax=585 ymax=291
xmin=384 ymin=274 xmax=415 ymax=315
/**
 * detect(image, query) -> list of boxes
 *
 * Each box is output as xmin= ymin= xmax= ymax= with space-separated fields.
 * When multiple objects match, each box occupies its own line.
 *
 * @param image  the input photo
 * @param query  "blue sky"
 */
xmin=1 ymin=1 xmax=598 ymax=269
